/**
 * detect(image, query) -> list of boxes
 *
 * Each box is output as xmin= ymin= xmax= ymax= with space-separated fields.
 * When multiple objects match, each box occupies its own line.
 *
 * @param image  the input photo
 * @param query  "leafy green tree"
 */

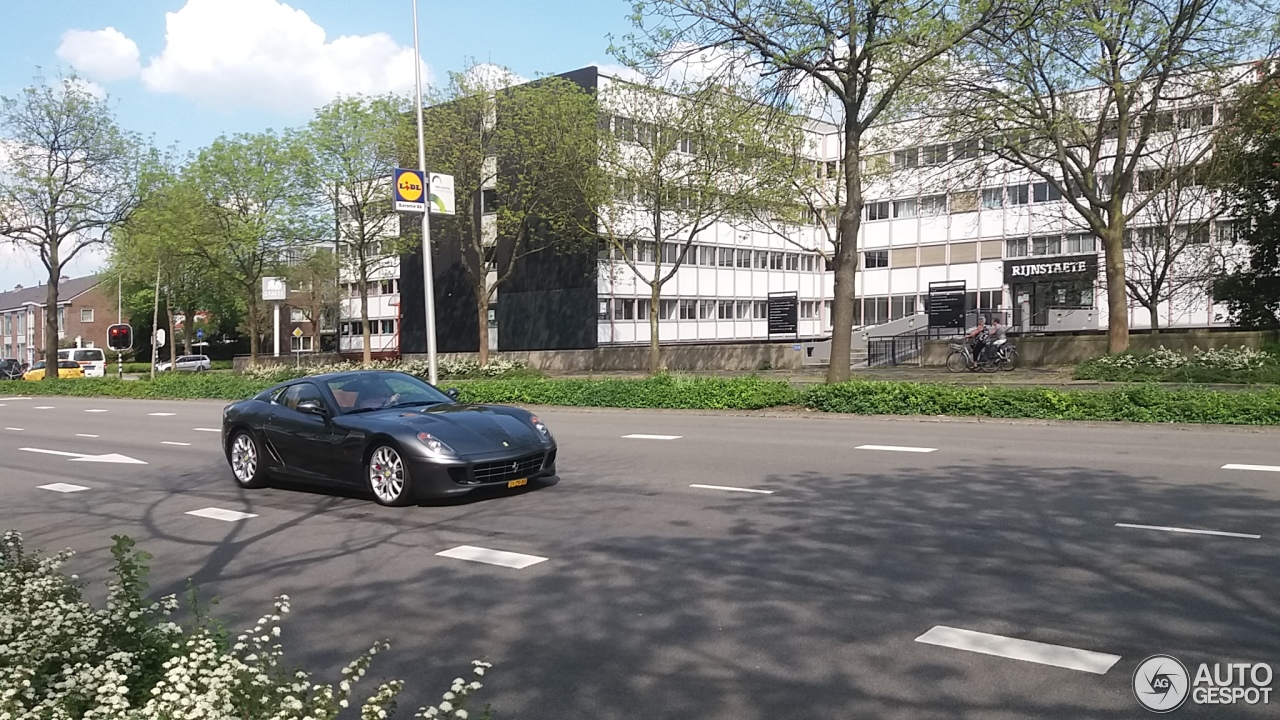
xmin=619 ymin=0 xmax=1006 ymax=382
xmin=421 ymin=66 xmax=605 ymax=364
xmin=285 ymin=247 xmax=341 ymax=353
xmin=0 ymin=73 xmax=143 ymax=376
xmin=185 ymin=132 xmax=323 ymax=362
xmin=943 ymin=0 xmax=1269 ymax=351
xmin=303 ymin=95 xmax=411 ymax=365
xmin=589 ymin=76 xmax=798 ymax=374
xmin=1214 ymin=67 xmax=1280 ymax=327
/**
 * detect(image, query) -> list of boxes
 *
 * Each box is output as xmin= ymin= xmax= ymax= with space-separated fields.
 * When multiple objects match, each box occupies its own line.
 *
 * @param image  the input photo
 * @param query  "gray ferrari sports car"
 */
xmin=220 ymin=370 xmax=557 ymax=505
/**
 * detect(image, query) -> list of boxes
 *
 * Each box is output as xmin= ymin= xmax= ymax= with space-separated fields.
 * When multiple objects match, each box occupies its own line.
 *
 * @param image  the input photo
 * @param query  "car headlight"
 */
xmin=416 ymin=432 xmax=457 ymax=458
xmin=529 ymin=415 xmax=553 ymax=441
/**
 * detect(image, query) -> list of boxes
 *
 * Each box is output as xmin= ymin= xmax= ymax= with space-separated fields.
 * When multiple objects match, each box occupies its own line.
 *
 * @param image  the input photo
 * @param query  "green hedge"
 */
xmin=1075 ymin=361 xmax=1280 ymax=385
xmin=804 ymin=381 xmax=1280 ymax=424
xmin=5 ymin=374 xmax=1280 ymax=425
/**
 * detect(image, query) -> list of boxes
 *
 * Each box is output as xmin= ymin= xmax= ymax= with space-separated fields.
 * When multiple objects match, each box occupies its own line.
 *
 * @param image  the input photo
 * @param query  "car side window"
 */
xmin=281 ymin=383 xmax=325 ymax=412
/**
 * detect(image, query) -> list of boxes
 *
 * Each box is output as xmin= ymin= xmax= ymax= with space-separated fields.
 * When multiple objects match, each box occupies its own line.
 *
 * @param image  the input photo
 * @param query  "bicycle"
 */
xmin=946 ymin=341 xmax=1000 ymax=373
xmin=991 ymin=338 xmax=1018 ymax=371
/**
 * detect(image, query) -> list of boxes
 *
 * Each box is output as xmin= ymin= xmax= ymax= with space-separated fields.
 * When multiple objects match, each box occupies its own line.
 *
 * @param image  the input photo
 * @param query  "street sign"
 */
xmin=393 ymin=168 xmax=427 ymax=213
xmin=155 ymin=328 xmax=166 ymax=346
xmin=292 ymin=328 xmax=303 ymax=338
xmin=261 ymin=277 xmax=287 ymax=301
xmin=428 ymin=172 xmax=455 ymax=215
xmin=767 ymin=292 xmax=799 ymax=335
xmin=196 ymin=328 xmax=204 ymax=341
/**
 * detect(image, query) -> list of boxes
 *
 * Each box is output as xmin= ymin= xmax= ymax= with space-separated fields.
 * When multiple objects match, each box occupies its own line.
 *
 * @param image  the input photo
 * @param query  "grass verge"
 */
xmin=5 ymin=374 xmax=1279 ymax=425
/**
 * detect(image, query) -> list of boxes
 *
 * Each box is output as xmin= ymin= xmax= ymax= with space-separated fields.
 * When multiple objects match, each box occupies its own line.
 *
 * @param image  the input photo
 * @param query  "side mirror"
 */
xmin=445 ymin=388 xmax=460 ymax=401
xmin=297 ymin=399 xmax=328 ymax=417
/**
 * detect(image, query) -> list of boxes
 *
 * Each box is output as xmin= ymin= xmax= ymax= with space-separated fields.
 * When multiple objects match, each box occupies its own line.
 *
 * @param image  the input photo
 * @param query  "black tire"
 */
xmin=999 ymin=349 xmax=1018 ymax=371
xmin=945 ymin=352 xmax=968 ymax=373
xmin=367 ymin=444 xmax=414 ymax=507
xmin=228 ymin=430 xmax=269 ymax=489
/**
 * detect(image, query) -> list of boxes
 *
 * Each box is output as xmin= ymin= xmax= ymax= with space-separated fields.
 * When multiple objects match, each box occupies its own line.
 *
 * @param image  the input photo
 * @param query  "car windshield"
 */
xmin=73 ymin=350 xmax=102 ymax=362
xmin=59 ymin=361 xmax=81 ymax=369
xmin=325 ymin=372 xmax=451 ymax=414
xmin=30 ymin=361 xmax=45 ymax=370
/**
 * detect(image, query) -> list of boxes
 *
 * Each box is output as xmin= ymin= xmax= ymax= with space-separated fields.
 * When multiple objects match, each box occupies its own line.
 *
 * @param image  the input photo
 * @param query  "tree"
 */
xmin=1213 ymin=65 xmax=1280 ymax=327
xmin=304 ymin=95 xmax=411 ymax=365
xmin=285 ymin=248 xmax=340 ymax=353
xmin=421 ymin=66 xmax=606 ymax=365
xmin=589 ymin=77 xmax=798 ymax=374
xmin=0 ymin=74 xmax=142 ymax=377
xmin=944 ymin=0 xmax=1269 ymax=352
xmin=620 ymin=0 xmax=1006 ymax=382
xmin=186 ymin=132 xmax=322 ymax=362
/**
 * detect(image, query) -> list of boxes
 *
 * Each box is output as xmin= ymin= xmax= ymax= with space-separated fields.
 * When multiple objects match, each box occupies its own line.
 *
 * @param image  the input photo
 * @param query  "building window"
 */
xmin=753 ymin=300 xmax=767 ymax=319
xmin=698 ymin=245 xmax=716 ymax=266
xmin=481 ymin=188 xmax=498 ymax=214
xmin=1031 ymin=235 xmax=1062 ymax=256
xmin=290 ymin=308 xmax=306 ymax=323
xmin=922 ymin=144 xmax=948 ymax=165
xmin=598 ymin=300 xmax=610 ymax=320
xmin=785 ymin=253 xmax=799 ymax=270
xmin=800 ymin=300 xmax=818 ymax=320
xmin=953 ymin=139 xmax=980 ymax=161
xmin=1032 ymin=182 xmax=1062 ymax=203
xmin=613 ymin=298 xmax=636 ymax=320
xmin=659 ymin=299 xmax=677 ymax=320
xmin=80 ymin=308 xmax=94 ymax=323
xmin=1008 ymin=185 xmax=1030 ymax=205
xmin=920 ymin=195 xmax=947 ymax=216
xmin=381 ymin=279 xmax=397 ymax=295
xmin=981 ymin=188 xmax=1004 ymax=209
xmin=717 ymin=248 xmax=735 ymax=267
xmin=979 ymin=291 xmax=1002 ymax=310
xmin=1006 ymin=238 xmax=1028 ymax=258
xmin=769 ymin=252 xmax=784 ymax=270
xmin=718 ymin=300 xmax=735 ymax=319
xmin=736 ymin=249 xmax=752 ymax=268
xmin=893 ymin=148 xmax=918 ymax=169
xmin=679 ymin=299 xmax=697 ymax=320
xmin=735 ymin=300 xmax=751 ymax=319
xmin=57 ymin=308 xmax=64 ymax=333
xmin=863 ymin=250 xmax=889 ymax=269
xmin=893 ymin=198 xmax=917 ymax=218
xmin=661 ymin=242 xmax=683 ymax=265
xmin=290 ymin=335 xmax=314 ymax=352
xmin=864 ymin=153 xmax=890 ymax=174
xmin=801 ymin=254 xmax=817 ymax=272
xmin=380 ymin=320 xmax=396 ymax=335
xmin=865 ymin=201 xmax=891 ymax=221
xmin=698 ymin=300 xmax=716 ymax=320
xmin=1064 ymin=233 xmax=1096 ymax=254
xmin=754 ymin=250 xmax=769 ymax=269
xmin=638 ymin=242 xmax=656 ymax=263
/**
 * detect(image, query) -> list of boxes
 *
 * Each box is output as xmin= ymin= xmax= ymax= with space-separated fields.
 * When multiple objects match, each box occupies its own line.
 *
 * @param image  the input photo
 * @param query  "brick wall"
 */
xmin=62 ymin=283 xmax=121 ymax=351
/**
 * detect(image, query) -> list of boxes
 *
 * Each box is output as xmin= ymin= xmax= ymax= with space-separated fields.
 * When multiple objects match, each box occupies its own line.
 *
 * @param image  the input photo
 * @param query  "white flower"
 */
xmin=439 ymin=701 xmax=453 ymax=712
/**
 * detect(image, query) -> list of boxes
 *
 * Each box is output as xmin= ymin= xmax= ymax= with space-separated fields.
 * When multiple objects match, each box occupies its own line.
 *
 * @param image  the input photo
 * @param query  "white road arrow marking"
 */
xmin=19 ymin=447 xmax=148 ymax=464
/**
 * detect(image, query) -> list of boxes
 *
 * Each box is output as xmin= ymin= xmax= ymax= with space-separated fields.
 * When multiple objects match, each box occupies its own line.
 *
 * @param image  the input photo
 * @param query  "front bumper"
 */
xmin=406 ymin=443 xmax=558 ymax=500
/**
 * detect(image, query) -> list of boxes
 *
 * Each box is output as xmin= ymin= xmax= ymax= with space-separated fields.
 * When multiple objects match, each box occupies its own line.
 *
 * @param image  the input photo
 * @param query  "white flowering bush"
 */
xmin=0 ymin=532 xmax=492 ymax=720
xmin=242 ymin=358 xmax=527 ymax=383
xmin=1087 ymin=345 xmax=1273 ymax=371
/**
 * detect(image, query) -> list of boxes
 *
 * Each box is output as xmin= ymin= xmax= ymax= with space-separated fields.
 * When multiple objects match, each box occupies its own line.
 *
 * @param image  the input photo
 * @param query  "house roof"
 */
xmin=0 ymin=275 xmax=106 ymax=312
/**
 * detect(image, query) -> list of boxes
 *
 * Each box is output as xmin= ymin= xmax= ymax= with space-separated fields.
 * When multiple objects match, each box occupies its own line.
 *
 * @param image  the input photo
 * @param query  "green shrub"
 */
xmin=0 ymin=375 xmax=272 ymax=400
xmin=456 ymin=373 xmax=801 ymax=410
xmin=0 ymin=531 xmax=490 ymax=719
xmin=1076 ymin=345 xmax=1280 ymax=384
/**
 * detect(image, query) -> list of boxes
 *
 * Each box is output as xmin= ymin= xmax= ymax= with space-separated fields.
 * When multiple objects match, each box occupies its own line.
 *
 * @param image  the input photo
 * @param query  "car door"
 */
xmin=263 ymin=382 xmax=346 ymax=480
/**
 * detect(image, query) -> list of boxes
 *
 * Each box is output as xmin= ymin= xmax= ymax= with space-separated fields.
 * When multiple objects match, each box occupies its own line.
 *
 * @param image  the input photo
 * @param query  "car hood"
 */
xmin=356 ymin=403 xmax=543 ymax=455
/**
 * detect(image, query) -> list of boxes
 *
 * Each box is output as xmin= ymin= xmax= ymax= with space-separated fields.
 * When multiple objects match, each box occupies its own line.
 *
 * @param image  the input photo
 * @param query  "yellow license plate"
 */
xmin=507 ymin=478 xmax=528 ymax=488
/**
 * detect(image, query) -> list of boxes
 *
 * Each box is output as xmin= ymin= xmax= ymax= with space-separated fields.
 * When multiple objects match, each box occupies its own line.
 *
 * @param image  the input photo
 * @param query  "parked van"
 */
xmin=58 ymin=347 xmax=107 ymax=378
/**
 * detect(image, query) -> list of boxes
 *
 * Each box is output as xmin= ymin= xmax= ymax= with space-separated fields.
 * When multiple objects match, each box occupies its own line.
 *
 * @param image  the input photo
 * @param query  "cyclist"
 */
xmin=966 ymin=315 xmax=990 ymax=365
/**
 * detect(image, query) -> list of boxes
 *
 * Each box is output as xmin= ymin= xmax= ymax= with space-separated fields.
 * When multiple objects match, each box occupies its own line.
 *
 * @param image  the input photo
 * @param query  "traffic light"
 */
xmin=107 ymin=323 xmax=132 ymax=351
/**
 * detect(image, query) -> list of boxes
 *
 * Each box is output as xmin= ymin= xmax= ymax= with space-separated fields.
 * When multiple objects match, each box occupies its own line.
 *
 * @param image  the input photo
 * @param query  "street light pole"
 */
xmin=412 ymin=0 xmax=439 ymax=386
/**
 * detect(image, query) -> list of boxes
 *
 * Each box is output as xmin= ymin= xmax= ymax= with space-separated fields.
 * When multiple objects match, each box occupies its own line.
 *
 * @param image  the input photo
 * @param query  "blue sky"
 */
xmin=0 ymin=0 xmax=634 ymax=288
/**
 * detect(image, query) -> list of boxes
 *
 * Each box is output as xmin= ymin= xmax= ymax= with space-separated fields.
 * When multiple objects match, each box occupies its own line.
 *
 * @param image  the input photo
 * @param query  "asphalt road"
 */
xmin=1 ymin=391 xmax=1278 ymax=718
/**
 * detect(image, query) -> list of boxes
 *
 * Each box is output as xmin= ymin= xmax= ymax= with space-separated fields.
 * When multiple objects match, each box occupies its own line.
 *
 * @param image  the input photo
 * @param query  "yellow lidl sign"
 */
xmin=393 ymin=168 xmax=426 ymax=212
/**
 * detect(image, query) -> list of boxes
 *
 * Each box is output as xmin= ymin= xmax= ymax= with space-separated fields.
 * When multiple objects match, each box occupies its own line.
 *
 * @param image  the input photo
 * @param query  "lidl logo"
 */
xmin=393 ymin=168 xmax=426 ymax=212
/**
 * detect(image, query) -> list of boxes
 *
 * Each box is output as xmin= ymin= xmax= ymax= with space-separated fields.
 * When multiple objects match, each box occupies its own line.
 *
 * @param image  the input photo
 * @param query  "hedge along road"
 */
xmin=3 ymin=372 xmax=1280 ymax=424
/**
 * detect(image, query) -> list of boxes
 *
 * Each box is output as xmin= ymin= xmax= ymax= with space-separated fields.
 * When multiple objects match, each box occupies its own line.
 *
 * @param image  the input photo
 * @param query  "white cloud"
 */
xmin=60 ymin=0 xmax=430 ymax=114
xmin=56 ymin=28 xmax=142 ymax=83
xmin=459 ymin=63 xmax=528 ymax=91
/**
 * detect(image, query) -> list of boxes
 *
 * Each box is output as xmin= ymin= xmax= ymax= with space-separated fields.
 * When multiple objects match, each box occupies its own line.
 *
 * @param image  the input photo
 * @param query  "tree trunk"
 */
xmin=246 ymin=295 xmax=260 ymax=364
xmin=166 ymin=286 xmax=177 ymax=369
xmin=648 ymin=283 xmax=661 ymax=375
xmin=183 ymin=299 xmax=196 ymax=357
xmin=360 ymin=277 xmax=372 ymax=366
xmin=43 ymin=263 xmax=61 ymax=380
xmin=150 ymin=265 xmax=162 ymax=380
xmin=1148 ymin=303 xmax=1160 ymax=334
xmin=828 ymin=120 xmax=863 ymax=384
xmin=476 ymin=289 xmax=490 ymax=366
xmin=1103 ymin=221 xmax=1131 ymax=354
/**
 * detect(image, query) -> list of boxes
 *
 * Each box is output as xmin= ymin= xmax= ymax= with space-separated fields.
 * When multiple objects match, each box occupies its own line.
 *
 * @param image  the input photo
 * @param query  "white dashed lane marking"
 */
xmin=161 ymin=441 xmax=191 ymax=446
xmin=186 ymin=507 xmax=258 ymax=522
xmin=436 ymin=545 xmax=547 ymax=569
xmin=193 ymin=428 xmax=220 ymax=433
xmin=1222 ymin=463 xmax=1280 ymax=473
xmin=5 ymin=427 xmax=23 ymax=431
xmin=33 ymin=406 xmax=54 ymax=410
xmin=856 ymin=445 xmax=937 ymax=453
xmin=1115 ymin=523 xmax=1260 ymax=539
xmin=39 ymin=483 xmax=89 ymax=493
xmin=690 ymin=484 xmax=774 ymax=495
xmin=85 ymin=409 xmax=108 ymax=413
xmin=915 ymin=626 xmax=1121 ymax=675
xmin=149 ymin=412 xmax=176 ymax=417
xmin=622 ymin=434 xmax=682 ymax=440
xmin=76 ymin=434 xmax=99 ymax=438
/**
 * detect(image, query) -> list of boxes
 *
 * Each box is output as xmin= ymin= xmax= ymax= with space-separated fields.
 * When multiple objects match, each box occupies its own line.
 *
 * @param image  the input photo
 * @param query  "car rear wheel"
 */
xmin=368 ymin=445 xmax=413 ymax=507
xmin=229 ymin=431 xmax=268 ymax=489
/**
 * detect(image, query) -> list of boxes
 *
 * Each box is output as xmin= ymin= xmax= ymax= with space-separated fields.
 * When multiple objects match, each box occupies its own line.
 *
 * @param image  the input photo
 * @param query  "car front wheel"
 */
xmin=367 ymin=444 xmax=413 ymax=506
xmin=229 ymin=430 xmax=268 ymax=489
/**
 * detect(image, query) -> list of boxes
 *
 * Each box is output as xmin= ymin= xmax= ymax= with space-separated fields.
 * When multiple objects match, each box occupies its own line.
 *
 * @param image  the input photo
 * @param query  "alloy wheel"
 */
xmin=231 ymin=434 xmax=257 ymax=484
xmin=369 ymin=446 xmax=405 ymax=504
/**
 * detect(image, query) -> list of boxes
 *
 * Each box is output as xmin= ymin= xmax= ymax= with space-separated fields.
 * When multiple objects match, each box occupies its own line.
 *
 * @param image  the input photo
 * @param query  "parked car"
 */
xmin=23 ymin=360 xmax=85 ymax=381
xmin=157 ymin=355 xmax=212 ymax=372
xmin=0 ymin=359 xmax=23 ymax=380
xmin=221 ymin=370 xmax=558 ymax=506
xmin=58 ymin=347 xmax=107 ymax=378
